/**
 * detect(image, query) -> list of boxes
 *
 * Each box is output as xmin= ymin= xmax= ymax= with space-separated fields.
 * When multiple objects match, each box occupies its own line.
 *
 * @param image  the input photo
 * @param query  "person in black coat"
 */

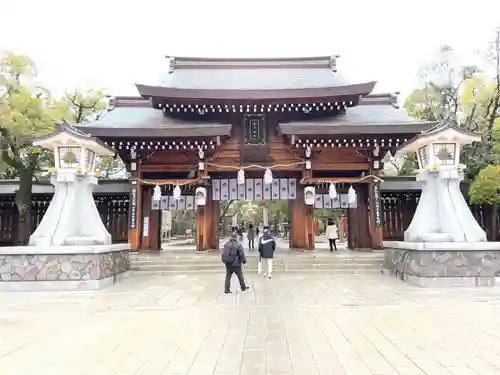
xmin=221 ymin=233 xmax=250 ymax=293
xmin=258 ymin=227 xmax=276 ymax=279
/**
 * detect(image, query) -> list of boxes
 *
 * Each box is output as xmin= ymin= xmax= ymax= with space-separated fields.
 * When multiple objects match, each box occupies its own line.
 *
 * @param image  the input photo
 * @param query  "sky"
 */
xmin=1 ymin=0 xmax=500 ymax=100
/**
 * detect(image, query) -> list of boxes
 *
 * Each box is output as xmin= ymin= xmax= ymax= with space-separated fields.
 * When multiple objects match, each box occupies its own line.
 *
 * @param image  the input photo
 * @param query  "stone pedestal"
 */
xmin=0 ymin=244 xmax=130 ymax=291
xmin=2 ymin=171 xmax=131 ymax=291
xmin=383 ymin=241 xmax=500 ymax=287
xmin=383 ymin=168 xmax=500 ymax=287
xmin=29 ymin=172 xmax=111 ymax=246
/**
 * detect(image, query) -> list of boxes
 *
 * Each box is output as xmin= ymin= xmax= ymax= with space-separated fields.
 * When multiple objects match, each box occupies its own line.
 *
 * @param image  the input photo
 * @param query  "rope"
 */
xmin=138 ymin=178 xmax=199 ymax=186
xmin=205 ymin=161 xmax=305 ymax=170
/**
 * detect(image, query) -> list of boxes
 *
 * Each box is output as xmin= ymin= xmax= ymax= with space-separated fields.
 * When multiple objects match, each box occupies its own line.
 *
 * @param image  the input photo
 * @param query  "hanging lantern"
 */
xmin=237 ymin=168 xmax=245 ymax=185
xmin=348 ymin=186 xmax=357 ymax=205
xmin=264 ymin=168 xmax=273 ymax=185
xmin=328 ymin=182 xmax=337 ymax=199
xmin=153 ymin=185 xmax=162 ymax=201
xmin=173 ymin=185 xmax=182 ymax=200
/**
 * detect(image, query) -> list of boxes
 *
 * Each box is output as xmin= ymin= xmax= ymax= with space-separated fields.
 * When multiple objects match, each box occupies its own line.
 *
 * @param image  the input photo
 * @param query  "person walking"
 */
xmin=326 ymin=218 xmax=339 ymax=252
xmin=221 ymin=233 xmax=250 ymax=294
xmin=247 ymin=224 xmax=256 ymax=251
xmin=258 ymin=227 xmax=276 ymax=279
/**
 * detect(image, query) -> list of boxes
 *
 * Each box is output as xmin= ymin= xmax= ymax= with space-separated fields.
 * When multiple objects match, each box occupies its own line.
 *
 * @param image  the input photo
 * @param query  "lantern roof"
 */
xmin=397 ymin=121 xmax=482 ymax=154
xmin=33 ymin=121 xmax=115 ymax=156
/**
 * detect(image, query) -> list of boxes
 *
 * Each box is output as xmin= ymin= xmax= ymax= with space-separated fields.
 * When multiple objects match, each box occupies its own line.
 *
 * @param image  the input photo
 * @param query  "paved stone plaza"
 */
xmin=1 ymin=273 xmax=500 ymax=375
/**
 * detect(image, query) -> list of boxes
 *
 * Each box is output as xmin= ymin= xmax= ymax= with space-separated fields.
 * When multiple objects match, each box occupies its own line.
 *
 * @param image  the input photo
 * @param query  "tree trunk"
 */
xmin=15 ymin=168 xmax=33 ymax=245
xmin=491 ymin=203 xmax=498 ymax=241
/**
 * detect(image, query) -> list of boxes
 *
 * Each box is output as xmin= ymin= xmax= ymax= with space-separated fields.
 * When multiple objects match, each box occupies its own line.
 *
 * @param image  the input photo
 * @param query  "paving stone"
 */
xmin=0 ymin=273 xmax=499 ymax=374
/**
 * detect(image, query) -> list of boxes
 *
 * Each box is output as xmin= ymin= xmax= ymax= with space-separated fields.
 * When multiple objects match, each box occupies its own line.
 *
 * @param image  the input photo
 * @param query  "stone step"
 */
xmin=131 ymin=269 xmax=382 ymax=276
xmin=131 ymin=263 xmax=382 ymax=271
xmin=130 ymin=258 xmax=383 ymax=266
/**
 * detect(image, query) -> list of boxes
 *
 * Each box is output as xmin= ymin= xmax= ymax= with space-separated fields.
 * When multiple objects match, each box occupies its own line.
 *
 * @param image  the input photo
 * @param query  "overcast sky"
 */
xmin=1 ymin=0 xmax=499 ymax=100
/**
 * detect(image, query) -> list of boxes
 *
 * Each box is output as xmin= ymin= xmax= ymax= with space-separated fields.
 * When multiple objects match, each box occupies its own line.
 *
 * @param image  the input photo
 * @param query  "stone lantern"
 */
xmin=29 ymin=122 xmax=115 ymax=246
xmin=398 ymin=122 xmax=485 ymax=243
xmin=383 ymin=122 xmax=500 ymax=287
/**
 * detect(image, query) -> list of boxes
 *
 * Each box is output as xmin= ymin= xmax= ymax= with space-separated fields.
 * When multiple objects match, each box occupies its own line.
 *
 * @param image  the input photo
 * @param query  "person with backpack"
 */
xmin=221 ymin=233 xmax=250 ymax=294
xmin=258 ymin=227 xmax=276 ymax=279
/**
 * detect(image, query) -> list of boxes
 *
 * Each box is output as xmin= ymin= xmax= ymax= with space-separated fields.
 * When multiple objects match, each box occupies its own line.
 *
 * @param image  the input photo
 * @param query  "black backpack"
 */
xmin=221 ymin=242 xmax=236 ymax=264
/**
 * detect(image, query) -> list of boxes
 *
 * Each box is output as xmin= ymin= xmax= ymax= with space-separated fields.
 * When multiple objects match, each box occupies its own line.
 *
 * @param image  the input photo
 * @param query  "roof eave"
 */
xmin=135 ymin=81 xmax=377 ymax=101
xmin=279 ymin=121 xmax=437 ymax=136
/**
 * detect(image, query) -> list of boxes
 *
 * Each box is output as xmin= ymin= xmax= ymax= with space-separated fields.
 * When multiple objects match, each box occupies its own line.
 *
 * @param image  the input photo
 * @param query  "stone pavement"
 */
xmin=1 ymin=274 xmax=500 ymax=375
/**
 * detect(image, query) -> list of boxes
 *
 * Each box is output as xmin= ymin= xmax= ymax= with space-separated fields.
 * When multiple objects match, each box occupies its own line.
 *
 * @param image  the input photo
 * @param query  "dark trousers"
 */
xmin=248 ymin=239 xmax=254 ymax=249
xmin=225 ymin=265 xmax=246 ymax=292
xmin=328 ymin=238 xmax=337 ymax=251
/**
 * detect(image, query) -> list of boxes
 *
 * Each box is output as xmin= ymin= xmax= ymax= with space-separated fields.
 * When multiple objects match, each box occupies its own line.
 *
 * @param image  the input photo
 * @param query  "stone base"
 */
xmin=383 ymin=241 xmax=500 ymax=287
xmin=0 ymin=271 xmax=131 ymax=291
xmin=0 ymin=244 xmax=130 ymax=291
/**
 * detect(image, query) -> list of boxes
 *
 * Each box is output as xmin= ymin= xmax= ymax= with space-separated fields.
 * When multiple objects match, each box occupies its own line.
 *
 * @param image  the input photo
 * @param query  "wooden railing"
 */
xmin=0 ymin=194 xmax=129 ymax=246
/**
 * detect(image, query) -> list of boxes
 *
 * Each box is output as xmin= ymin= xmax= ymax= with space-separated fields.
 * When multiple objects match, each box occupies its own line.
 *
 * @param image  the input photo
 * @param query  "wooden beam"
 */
xmin=140 ymin=164 xmax=197 ymax=172
xmin=300 ymin=176 xmax=384 ymax=185
xmin=312 ymin=162 xmax=370 ymax=171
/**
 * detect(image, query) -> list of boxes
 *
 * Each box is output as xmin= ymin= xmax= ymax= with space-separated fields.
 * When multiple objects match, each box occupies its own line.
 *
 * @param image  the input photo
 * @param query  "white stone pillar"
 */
xmin=263 ymin=207 xmax=269 ymax=226
xmin=29 ymin=171 xmax=112 ymax=246
xmin=404 ymin=168 xmax=487 ymax=242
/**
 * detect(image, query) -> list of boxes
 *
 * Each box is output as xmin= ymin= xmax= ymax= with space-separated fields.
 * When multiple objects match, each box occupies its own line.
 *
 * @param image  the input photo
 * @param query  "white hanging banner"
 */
xmin=254 ymin=179 xmax=263 ymax=200
xmin=323 ymin=194 xmax=332 ymax=209
xmin=229 ymin=179 xmax=238 ymax=200
xmin=246 ymin=179 xmax=254 ymax=201
xmin=340 ymin=194 xmax=349 ymax=208
xmin=212 ymin=179 xmax=220 ymax=201
xmin=168 ymin=196 xmax=178 ymax=210
xmin=288 ymin=179 xmax=297 ymax=200
xmin=220 ymin=179 xmax=230 ymax=201
xmin=279 ymin=179 xmax=289 ymax=200
xmin=332 ymin=195 xmax=340 ymax=208
xmin=177 ymin=195 xmax=186 ymax=210
xmin=315 ymin=194 xmax=324 ymax=209
xmin=237 ymin=180 xmax=246 ymax=200
xmin=160 ymin=196 xmax=169 ymax=210
xmin=271 ymin=179 xmax=280 ymax=200
xmin=263 ymin=182 xmax=272 ymax=200
xmin=185 ymin=195 xmax=194 ymax=210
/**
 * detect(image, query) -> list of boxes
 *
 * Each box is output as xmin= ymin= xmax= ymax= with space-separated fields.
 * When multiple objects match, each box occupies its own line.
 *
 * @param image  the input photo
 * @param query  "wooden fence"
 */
xmin=381 ymin=191 xmax=500 ymax=241
xmin=1 ymin=190 xmax=499 ymax=245
xmin=0 ymin=194 xmax=129 ymax=246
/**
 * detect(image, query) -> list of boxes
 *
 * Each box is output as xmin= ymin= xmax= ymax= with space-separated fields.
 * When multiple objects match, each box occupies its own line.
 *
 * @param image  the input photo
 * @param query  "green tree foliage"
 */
xmin=469 ymin=165 xmax=500 ymax=204
xmin=0 ymin=52 xmax=67 ymax=242
xmin=64 ymin=90 xmax=124 ymax=177
xmin=404 ymin=30 xmax=500 ymax=182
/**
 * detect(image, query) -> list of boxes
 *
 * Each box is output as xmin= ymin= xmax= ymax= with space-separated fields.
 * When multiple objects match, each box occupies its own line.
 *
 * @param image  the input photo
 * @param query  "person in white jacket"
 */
xmin=326 ymin=218 xmax=339 ymax=252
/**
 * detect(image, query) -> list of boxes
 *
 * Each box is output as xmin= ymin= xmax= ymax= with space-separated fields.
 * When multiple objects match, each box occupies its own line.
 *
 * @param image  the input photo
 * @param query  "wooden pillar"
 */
xmin=128 ymin=150 xmax=141 ymax=250
xmin=196 ymin=186 xmax=219 ymax=251
xmin=290 ymin=187 xmax=315 ymax=250
xmin=140 ymin=185 xmax=152 ymax=250
xmin=128 ymin=181 xmax=140 ymax=250
xmin=149 ymin=207 xmax=161 ymax=250
xmin=368 ymin=180 xmax=384 ymax=249
xmin=348 ymin=185 xmax=371 ymax=250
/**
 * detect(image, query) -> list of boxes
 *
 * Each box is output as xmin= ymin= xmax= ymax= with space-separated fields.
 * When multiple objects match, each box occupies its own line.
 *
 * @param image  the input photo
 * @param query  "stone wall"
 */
xmin=384 ymin=248 xmax=500 ymax=286
xmin=0 ymin=250 xmax=130 ymax=282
